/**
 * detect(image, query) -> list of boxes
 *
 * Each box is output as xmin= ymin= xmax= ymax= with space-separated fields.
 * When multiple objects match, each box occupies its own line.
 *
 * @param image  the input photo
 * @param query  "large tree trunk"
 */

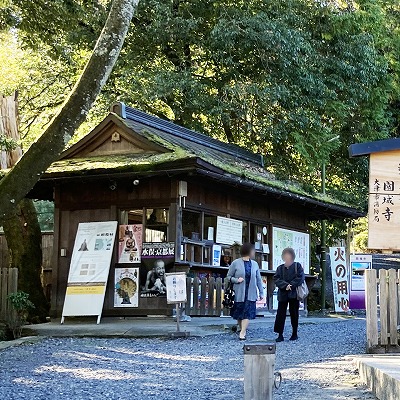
xmin=3 ymin=199 xmax=48 ymax=321
xmin=1 ymin=93 xmax=49 ymax=321
xmin=0 ymin=0 xmax=138 ymax=224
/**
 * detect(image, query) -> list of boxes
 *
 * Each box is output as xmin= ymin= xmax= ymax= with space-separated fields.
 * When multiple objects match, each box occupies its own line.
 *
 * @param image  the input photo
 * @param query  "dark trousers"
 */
xmin=274 ymin=298 xmax=300 ymax=335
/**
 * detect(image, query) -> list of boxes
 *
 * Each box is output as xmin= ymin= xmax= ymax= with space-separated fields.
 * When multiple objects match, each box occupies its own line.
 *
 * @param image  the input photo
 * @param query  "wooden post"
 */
xmin=216 ymin=277 xmax=222 ymax=316
xmin=244 ymin=343 xmax=276 ymax=400
xmin=208 ymin=277 xmax=215 ymax=316
xmin=397 ymin=270 xmax=400 ymax=328
xmin=379 ymin=269 xmax=389 ymax=346
xmin=388 ymin=269 xmax=398 ymax=346
xmin=200 ymin=277 xmax=207 ymax=315
xmin=365 ymin=269 xmax=378 ymax=351
xmin=186 ymin=277 xmax=192 ymax=317
xmin=193 ymin=277 xmax=200 ymax=316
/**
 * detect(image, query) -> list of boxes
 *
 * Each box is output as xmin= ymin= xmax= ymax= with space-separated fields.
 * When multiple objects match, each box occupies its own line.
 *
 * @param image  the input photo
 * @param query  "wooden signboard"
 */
xmin=368 ymin=150 xmax=400 ymax=249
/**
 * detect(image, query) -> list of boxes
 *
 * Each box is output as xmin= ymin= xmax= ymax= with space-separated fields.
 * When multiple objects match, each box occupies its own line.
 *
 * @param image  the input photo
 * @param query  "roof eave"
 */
xmin=349 ymin=138 xmax=400 ymax=157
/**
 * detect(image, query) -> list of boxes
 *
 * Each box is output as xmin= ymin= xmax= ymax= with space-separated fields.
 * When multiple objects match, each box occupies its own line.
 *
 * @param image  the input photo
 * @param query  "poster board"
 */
xmin=114 ymin=268 xmax=139 ymax=307
xmin=118 ymin=224 xmax=143 ymax=263
xmin=140 ymin=242 xmax=175 ymax=298
xmin=349 ymin=254 xmax=372 ymax=309
xmin=272 ymin=227 xmax=310 ymax=274
xmin=62 ymin=221 xmax=118 ymax=324
xmin=329 ymin=246 xmax=350 ymax=312
xmin=368 ymin=150 xmax=400 ymax=249
xmin=216 ymin=216 xmax=243 ymax=245
xmin=165 ymin=272 xmax=187 ymax=304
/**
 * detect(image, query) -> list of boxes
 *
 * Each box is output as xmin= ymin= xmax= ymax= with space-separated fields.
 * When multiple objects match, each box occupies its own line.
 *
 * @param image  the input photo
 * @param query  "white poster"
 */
xmin=165 ymin=272 xmax=187 ymax=304
xmin=216 ymin=216 xmax=243 ymax=245
xmin=114 ymin=268 xmax=139 ymax=307
xmin=62 ymin=221 xmax=118 ymax=323
xmin=272 ymin=227 xmax=310 ymax=274
xmin=329 ymin=246 xmax=350 ymax=312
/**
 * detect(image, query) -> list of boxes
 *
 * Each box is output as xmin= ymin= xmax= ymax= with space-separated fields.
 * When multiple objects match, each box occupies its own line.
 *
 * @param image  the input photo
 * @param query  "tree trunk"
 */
xmin=0 ymin=0 xmax=138 ymax=224
xmin=3 ymin=199 xmax=49 ymax=321
xmin=0 ymin=93 xmax=48 ymax=321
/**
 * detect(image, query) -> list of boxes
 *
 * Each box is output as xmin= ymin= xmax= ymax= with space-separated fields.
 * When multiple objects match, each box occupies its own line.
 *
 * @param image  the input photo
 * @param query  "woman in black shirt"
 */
xmin=273 ymin=247 xmax=305 ymax=342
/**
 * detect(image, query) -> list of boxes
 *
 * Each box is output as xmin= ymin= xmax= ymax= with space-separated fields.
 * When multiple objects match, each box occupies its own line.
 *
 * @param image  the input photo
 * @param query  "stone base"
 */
xmin=168 ymin=331 xmax=191 ymax=339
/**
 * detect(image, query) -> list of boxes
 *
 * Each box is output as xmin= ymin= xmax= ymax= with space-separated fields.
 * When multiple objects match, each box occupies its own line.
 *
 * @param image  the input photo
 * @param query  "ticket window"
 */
xmin=119 ymin=208 xmax=170 ymax=243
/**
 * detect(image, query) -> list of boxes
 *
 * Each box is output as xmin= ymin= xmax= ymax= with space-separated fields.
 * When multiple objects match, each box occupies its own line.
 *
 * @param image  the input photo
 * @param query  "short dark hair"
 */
xmin=241 ymin=242 xmax=254 ymax=257
xmin=282 ymin=247 xmax=296 ymax=260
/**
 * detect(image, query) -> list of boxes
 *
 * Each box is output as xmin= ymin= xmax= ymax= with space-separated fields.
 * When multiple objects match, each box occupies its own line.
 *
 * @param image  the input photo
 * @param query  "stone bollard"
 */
xmin=243 ymin=342 xmax=276 ymax=400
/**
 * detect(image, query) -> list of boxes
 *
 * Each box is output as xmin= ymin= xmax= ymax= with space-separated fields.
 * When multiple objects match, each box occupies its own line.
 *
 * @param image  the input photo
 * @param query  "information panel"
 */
xmin=272 ymin=227 xmax=310 ymax=274
xmin=62 ymin=221 xmax=118 ymax=324
xmin=216 ymin=216 xmax=243 ymax=245
xmin=349 ymin=254 xmax=372 ymax=310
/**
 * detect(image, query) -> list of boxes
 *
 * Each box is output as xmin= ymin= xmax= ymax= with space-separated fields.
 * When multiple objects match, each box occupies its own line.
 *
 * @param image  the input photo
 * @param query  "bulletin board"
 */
xmin=272 ymin=227 xmax=310 ymax=274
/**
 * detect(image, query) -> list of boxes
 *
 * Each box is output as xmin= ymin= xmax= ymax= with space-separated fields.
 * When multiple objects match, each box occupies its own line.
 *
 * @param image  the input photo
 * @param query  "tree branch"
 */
xmin=0 ymin=0 xmax=139 ymax=223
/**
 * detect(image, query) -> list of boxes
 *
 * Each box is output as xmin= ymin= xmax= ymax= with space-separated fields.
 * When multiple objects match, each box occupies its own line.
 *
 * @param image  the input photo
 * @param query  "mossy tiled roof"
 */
xmin=42 ymin=104 xmax=362 ymax=216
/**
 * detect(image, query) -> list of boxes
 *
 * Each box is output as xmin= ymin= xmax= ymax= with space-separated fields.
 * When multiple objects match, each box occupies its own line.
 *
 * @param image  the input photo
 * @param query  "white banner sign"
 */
xmin=329 ymin=246 xmax=350 ymax=312
xmin=165 ymin=272 xmax=187 ymax=304
xmin=216 ymin=216 xmax=243 ymax=245
xmin=114 ymin=268 xmax=139 ymax=307
xmin=272 ymin=227 xmax=310 ymax=274
xmin=62 ymin=221 xmax=118 ymax=323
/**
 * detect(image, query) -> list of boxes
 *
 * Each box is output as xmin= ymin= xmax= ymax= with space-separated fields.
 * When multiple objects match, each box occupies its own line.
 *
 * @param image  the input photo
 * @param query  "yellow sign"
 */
xmin=368 ymin=150 xmax=400 ymax=249
xmin=66 ymin=285 xmax=105 ymax=295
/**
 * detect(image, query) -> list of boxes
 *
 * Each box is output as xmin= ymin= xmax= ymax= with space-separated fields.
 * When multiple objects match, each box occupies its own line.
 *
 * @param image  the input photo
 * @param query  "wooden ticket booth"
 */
xmin=31 ymin=102 xmax=363 ymax=318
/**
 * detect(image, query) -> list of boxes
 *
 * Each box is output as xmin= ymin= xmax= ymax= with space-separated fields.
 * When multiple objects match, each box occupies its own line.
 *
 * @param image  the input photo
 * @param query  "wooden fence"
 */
xmin=0 ymin=233 xmax=53 ymax=269
xmin=365 ymin=269 xmax=400 ymax=353
xmin=0 ymin=268 xmax=18 ymax=323
xmin=185 ymin=277 xmax=231 ymax=317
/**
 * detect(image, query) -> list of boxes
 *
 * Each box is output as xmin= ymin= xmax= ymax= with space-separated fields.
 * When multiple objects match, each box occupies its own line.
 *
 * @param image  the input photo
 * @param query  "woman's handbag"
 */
xmin=222 ymin=279 xmax=235 ymax=309
xmin=295 ymin=263 xmax=309 ymax=301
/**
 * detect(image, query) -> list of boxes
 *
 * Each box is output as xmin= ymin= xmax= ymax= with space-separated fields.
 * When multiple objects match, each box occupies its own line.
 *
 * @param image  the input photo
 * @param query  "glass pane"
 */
xmin=120 ymin=209 xmax=144 ymax=225
xmin=182 ymin=210 xmax=201 ymax=240
xmin=146 ymin=208 xmax=169 ymax=225
xmin=146 ymin=208 xmax=169 ymax=242
xmin=203 ymin=215 xmax=217 ymax=241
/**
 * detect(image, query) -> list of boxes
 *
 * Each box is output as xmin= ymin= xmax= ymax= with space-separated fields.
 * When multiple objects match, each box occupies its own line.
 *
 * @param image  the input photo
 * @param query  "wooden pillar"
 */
xmin=365 ymin=269 xmax=378 ymax=351
xmin=244 ymin=343 xmax=276 ymax=400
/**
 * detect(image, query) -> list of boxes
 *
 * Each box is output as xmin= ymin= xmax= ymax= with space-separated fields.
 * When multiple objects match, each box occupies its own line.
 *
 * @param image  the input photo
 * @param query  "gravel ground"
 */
xmin=0 ymin=318 xmax=375 ymax=400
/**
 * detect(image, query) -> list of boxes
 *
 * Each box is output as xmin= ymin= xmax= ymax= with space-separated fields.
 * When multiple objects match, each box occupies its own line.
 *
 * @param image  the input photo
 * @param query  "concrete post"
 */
xmin=243 ymin=342 xmax=276 ymax=400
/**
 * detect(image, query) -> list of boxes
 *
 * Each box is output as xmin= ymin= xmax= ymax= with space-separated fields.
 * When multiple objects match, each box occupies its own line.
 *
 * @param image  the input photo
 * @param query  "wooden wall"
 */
xmin=184 ymin=177 xmax=307 ymax=230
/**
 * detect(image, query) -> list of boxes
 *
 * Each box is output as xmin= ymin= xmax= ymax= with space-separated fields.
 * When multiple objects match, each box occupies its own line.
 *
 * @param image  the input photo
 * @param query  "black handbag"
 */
xmin=223 ymin=279 xmax=235 ymax=309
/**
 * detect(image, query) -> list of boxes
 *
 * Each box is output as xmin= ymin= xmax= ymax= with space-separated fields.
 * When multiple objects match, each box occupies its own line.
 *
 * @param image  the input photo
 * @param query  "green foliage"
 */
xmin=6 ymin=291 xmax=35 ymax=339
xmin=33 ymin=200 xmax=54 ymax=232
xmin=1 ymin=0 xmax=400 ymax=216
xmin=350 ymin=217 xmax=369 ymax=253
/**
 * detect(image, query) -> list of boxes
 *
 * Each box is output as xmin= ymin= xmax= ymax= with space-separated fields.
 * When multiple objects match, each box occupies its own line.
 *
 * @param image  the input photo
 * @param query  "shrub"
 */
xmin=7 ymin=291 xmax=35 ymax=339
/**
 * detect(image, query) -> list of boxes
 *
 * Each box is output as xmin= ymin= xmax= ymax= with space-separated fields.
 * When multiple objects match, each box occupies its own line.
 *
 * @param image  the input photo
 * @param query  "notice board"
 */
xmin=62 ymin=221 xmax=118 ymax=324
xmin=272 ymin=227 xmax=310 ymax=274
xmin=216 ymin=216 xmax=243 ymax=245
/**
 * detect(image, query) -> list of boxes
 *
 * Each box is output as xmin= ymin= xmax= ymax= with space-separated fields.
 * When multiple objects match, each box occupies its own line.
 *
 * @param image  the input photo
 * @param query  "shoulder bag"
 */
xmin=295 ymin=262 xmax=309 ymax=301
xmin=222 ymin=278 xmax=235 ymax=309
